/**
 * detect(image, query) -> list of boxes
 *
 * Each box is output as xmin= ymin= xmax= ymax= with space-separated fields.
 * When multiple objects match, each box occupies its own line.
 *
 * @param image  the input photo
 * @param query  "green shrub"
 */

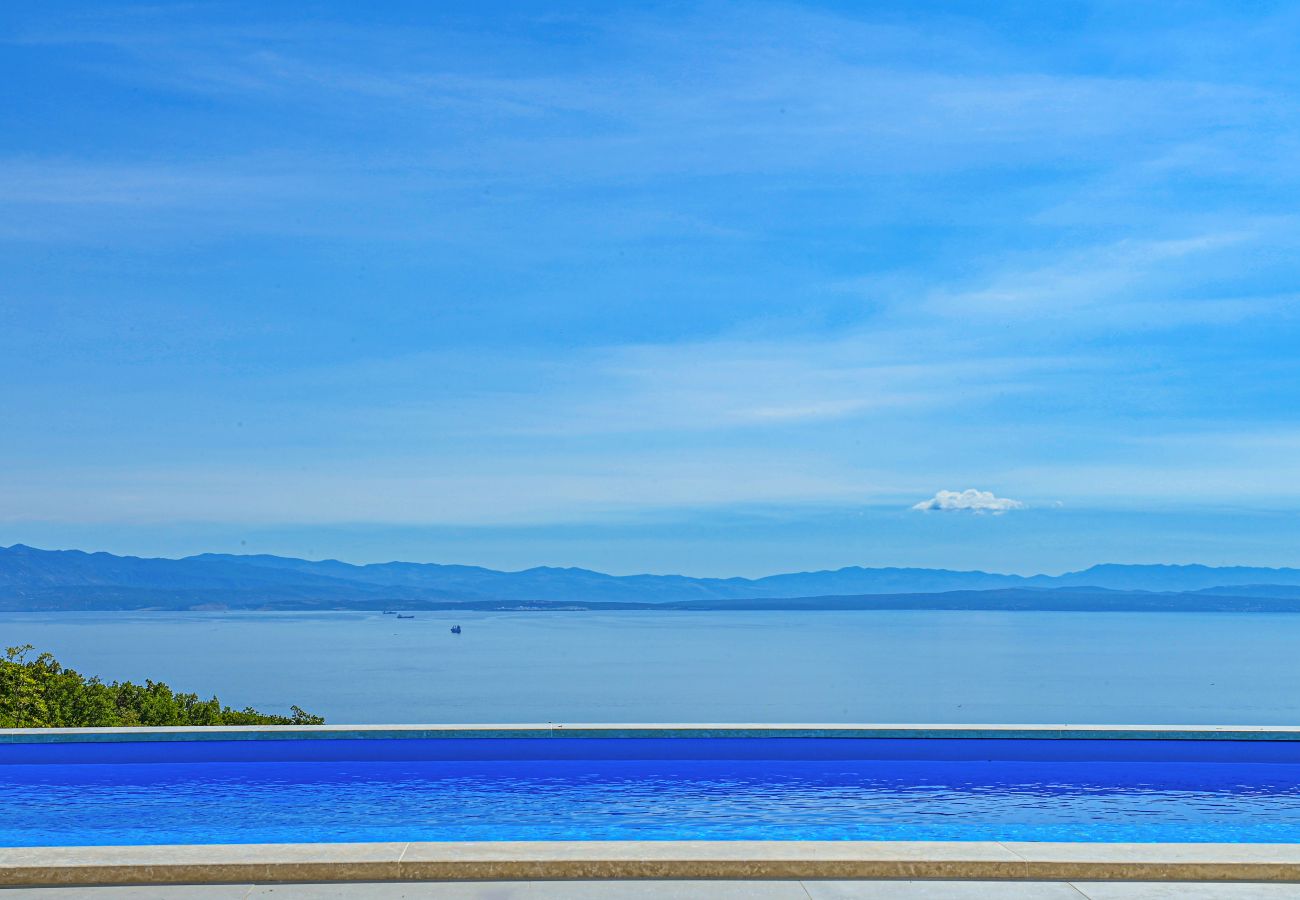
xmin=0 ymin=645 xmax=324 ymax=727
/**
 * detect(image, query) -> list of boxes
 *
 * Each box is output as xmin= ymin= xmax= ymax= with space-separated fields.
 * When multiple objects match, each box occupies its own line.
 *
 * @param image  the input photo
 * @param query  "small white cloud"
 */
xmin=912 ymin=488 xmax=1025 ymax=514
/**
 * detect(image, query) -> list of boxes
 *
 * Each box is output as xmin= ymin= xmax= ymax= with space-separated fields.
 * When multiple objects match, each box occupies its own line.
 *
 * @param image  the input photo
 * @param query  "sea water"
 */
xmin=4 ymin=610 xmax=1299 ymax=725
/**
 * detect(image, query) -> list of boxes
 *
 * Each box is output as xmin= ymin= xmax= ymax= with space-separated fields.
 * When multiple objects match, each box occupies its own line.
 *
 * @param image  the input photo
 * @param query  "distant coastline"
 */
xmin=8 ymin=593 xmax=1299 ymax=614
xmin=5 ymin=543 xmax=1300 ymax=613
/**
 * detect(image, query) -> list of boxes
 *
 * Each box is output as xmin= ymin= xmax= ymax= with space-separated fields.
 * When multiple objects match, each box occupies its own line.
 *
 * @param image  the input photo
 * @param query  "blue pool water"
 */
xmin=6 ymin=737 xmax=1300 ymax=845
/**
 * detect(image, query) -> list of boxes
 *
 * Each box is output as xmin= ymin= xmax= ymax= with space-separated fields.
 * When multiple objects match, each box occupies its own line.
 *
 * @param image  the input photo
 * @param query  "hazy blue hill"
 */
xmin=183 ymin=553 xmax=1025 ymax=602
xmin=1192 ymin=583 xmax=1300 ymax=598
xmin=187 ymin=553 xmax=745 ymax=602
xmin=743 ymin=566 xmax=1025 ymax=596
xmin=0 ymin=545 xmax=365 ymax=591
xmin=186 ymin=553 xmax=507 ymax=587
xmin=662 ymin=588 xmax=1300 ymax=613
xmin=7 ymin=543 xmax=1300 ymax=611
xmin=1026 ymin=564 xmax=1300 ymax=592
xmin=0 ymin=544 xmax=468 ymax=608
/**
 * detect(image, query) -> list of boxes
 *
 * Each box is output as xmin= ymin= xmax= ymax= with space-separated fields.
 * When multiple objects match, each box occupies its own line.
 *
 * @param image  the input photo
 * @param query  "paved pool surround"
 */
xmin=5 ymin=723 xmax=1300 ymax=887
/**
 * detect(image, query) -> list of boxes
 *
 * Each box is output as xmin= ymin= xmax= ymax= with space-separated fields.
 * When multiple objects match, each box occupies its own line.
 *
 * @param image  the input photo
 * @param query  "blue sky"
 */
xmin=4 ymin=1 xmax=1300 ymax=575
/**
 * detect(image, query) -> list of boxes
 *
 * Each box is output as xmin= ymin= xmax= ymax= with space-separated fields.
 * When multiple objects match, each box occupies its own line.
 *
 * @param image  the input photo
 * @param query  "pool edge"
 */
xmin=5 ymin=841 xmax=1300 ymax=886
xmin=5 ymin=723 xmax=1300 ymax=743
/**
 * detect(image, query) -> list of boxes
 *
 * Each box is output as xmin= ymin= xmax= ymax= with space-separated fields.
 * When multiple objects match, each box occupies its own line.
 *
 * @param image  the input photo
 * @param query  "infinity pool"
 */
xmin=5 ymin=736 xmax=1300 ymax=845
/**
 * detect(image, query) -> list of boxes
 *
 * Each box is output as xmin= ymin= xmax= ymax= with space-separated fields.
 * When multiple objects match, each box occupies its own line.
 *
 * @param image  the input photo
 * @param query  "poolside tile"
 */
xmin=0 ymin=887 xmax=253 ymax=898
xmin=0 ymin=842 xmax=407 ymax=866
xmin=803 ymin=882 xmax=1086 ymax=898
xmin=0 ymin=843 xmax=407 ymax=887
xmin=395 ymin=841 xmax=1026 ymax=880
xmin=1002 ymin=842 xmax=1300 ymax=881
xmin=1074 ymin=883 xmax=1300 ymax=899
xmin=1006 ymin=842 xmax=1300 ymax=863
xmin=398 ymin=840 xmax=1022 ymax=861
xmin=249 ymin=879 xmax=810 ymax=898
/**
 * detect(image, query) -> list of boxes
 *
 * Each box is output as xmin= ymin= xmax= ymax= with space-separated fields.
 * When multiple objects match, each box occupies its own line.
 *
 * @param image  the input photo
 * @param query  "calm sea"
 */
xmin=3 ymin=610 xmax=1299 ymax=725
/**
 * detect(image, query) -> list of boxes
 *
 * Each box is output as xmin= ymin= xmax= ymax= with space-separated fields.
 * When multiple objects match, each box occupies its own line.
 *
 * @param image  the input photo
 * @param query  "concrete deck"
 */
xmin=4 ymin=880 xmax=1300 ymax=898
xmin=5 ymin=842 xmax=1300 ymax=888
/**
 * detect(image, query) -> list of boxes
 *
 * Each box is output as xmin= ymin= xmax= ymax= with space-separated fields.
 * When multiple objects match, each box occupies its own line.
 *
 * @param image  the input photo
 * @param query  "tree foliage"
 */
xmin=0 ymin=645 xmax=323 ymax=727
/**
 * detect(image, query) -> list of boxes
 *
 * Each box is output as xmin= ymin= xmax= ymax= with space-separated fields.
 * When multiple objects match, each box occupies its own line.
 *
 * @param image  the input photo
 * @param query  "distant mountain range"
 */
xmin=4 ymin=543 xmax=1300 ymax=612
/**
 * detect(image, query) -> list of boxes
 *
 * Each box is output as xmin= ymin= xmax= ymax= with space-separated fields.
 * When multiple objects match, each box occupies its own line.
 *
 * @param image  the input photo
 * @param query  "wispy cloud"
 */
xmin=4 ymin=0 xmax=1300 ymax=555
xmin=7 ymin=5 xmax=1293 ymax=199
xmin=0 ymin=452 xmax=881 ymax=527
xmin=0 ymin=159 xmax=314 ymax=207
xmin=290 ymin=331 xmax=1068 ymax=440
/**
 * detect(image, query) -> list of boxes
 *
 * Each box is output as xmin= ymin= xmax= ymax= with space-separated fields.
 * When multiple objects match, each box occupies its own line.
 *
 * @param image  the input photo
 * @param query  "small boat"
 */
xmin=382 ymin=610 xmax=396 ymax=615
xmin=396 ymin=614 xmax=415 ymax=620
xmin=450 ymin=625 xmax=462 ymax=634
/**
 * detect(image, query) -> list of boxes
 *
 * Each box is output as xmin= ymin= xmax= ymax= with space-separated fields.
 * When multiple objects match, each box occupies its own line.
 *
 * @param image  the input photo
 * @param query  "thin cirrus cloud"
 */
xmin=912 ymin=489 xmax=1026 ymax=515
xmin=4 ymin=2 xmax=1300 ymax=573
